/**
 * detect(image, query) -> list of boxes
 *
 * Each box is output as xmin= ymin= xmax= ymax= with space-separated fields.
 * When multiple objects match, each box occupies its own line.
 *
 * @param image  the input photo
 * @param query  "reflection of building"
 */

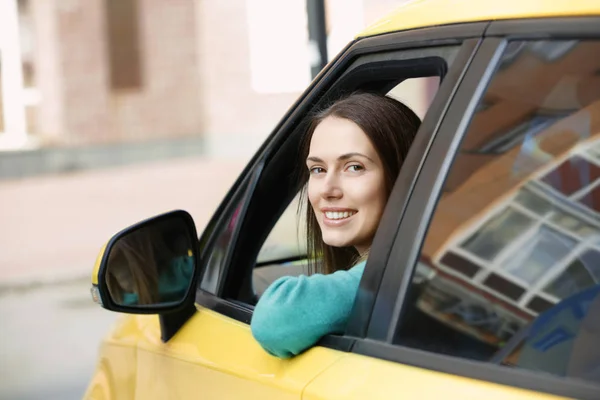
xmin=417 ymin=41 xmax=600 ymax=345
xmin=0 ymin=0 xmax=424 ymax=155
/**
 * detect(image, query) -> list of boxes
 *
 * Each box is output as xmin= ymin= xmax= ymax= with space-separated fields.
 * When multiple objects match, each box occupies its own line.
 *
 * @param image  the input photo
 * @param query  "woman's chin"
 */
xmin=322 ymin=235 xmax=355 ymax=249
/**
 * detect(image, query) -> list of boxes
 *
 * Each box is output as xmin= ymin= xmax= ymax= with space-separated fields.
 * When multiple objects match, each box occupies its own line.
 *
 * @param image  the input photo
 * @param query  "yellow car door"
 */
xmin=304 ymin=355 xmax=568 ymax=400
xmin=302 ymin=18 xmax=600 ymax=400
xmin=132 ymin=307 xmax=345 ymax=400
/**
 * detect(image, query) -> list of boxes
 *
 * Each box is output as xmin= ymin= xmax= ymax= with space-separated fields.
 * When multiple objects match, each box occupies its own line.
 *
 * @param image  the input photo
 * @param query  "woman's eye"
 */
xmin=347 ymin=164 xmax=364 ymax=172
xmin=309 ymin=166 xmax=325 ymax=174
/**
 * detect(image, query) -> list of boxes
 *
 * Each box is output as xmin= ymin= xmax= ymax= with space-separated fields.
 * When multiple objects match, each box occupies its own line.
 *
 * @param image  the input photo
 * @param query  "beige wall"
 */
xmin=194 ymin=0 xmax=300 ymax=156
xmin=32 ymin=0 xmax=202 ymax=146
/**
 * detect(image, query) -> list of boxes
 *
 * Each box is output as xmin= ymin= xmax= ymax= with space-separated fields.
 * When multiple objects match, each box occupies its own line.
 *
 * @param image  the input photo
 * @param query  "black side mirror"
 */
xmin=91 ymin=210 xmax=199 ymax=314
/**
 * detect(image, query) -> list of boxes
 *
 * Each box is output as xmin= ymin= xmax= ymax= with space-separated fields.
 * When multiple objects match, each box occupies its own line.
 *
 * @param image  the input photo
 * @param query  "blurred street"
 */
xmin=0 ymin=156 xmax=247 ymax=399
xmin=0 ymin=278 xmax=114 ymax=400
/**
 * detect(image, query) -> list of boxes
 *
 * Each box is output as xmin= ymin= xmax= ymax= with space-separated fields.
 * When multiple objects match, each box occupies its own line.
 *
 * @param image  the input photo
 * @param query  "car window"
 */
xmin=387 ymin=76 xmax=440 ymax=120
xmin=394 ymin=39 xmax=600 ymax=386
xmin=253 ymin=194 xmax=308 ymax=296
xmin=199 ymin=166 xmax=262 ymax=294
xmin=257 ymin=193 xmax=305 ymax=264
xmin=252 ymin=76 xmax=441 ymax=296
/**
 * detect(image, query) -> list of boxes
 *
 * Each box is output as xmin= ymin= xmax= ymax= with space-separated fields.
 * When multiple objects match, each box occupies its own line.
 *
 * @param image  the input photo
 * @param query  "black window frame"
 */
xmin=353 ymin=17 xmax=600 ymax=400
xmin=192 ymin=23 xmax=485 ymax=344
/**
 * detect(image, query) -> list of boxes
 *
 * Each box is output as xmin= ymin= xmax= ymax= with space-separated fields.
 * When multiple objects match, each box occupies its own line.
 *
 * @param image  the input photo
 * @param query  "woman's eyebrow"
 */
xmin=338 ymin=152 xmax=375 ymax=163
xmin=306 ymin=153 xmax=375 ymax=163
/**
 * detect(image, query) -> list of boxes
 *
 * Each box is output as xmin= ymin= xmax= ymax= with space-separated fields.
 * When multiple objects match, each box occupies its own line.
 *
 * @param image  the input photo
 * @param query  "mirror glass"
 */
xmin=104 ymin=214 xmax=195 ymax=307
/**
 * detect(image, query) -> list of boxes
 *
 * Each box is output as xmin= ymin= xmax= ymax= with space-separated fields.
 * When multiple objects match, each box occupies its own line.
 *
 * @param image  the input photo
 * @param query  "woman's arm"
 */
xmin=250 ymin=261 xmax=366 ymax=358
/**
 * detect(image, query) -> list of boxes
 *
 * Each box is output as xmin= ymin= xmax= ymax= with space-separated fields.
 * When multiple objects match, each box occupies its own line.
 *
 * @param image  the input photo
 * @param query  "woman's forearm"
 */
xmin=250 ymin=261 xmax=366 ymax=358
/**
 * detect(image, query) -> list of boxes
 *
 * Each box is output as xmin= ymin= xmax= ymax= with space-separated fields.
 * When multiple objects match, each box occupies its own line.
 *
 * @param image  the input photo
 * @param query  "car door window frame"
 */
xmin=352 ymin=17 xmax=600 ymax=400
xmin=346 ymin=37 xmax=483 ymax=339
xmin=194 ymin=22 xmax=485 ymax=349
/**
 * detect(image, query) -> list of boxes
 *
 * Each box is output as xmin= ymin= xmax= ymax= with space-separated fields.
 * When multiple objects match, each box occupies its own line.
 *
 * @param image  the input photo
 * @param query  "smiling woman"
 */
xmin=250 ymin=92 xmax=421 ymax=358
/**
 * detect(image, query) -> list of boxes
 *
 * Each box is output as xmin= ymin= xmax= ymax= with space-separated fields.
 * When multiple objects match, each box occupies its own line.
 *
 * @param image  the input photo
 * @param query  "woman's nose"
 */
xmin=321 ymin=173 xmax=342 ymax=199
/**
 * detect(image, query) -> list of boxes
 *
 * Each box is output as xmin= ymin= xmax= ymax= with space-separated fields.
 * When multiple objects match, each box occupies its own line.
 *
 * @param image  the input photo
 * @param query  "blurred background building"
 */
xmin=0 ymin=0 xmax=430 ymax=174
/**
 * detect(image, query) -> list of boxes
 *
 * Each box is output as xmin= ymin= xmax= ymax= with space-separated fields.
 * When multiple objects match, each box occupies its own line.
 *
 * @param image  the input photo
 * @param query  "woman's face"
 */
xmin=306 ymin=116 xmax=388 ymax=254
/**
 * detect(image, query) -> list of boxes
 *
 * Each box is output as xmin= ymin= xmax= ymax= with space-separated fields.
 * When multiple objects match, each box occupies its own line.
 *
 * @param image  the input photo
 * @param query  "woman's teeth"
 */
xmin=325 ymin=211 xmax=356 ymax=220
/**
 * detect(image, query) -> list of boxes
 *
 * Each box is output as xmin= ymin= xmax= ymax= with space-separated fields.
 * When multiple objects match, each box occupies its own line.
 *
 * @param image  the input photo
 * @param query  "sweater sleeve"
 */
xmin=250 ymin=261 xmax=366 ymax=358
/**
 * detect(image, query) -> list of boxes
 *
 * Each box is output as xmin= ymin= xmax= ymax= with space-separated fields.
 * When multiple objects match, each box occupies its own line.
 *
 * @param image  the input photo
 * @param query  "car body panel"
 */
xmin=130 ymin=307 xmax=346 ymax=399
xmin=84 ymin=314 xmax=153 ymax=399
xmin=358 ymin=0 xmax=600 ymax=38
xmin=303 ymin=354 xmax=569 ymax=400
xmin=91 ymin=242 xmax=107 ymax=286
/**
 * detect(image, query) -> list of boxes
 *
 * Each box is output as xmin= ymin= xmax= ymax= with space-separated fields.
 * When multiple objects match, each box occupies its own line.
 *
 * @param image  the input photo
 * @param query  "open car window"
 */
xmin=252 ymin=75 xmax=443 ymax=298
xmin=395 ymin=39 xmax=600 ymax=387
xmin=206 ymin=43 xmax=462 ymax=309
xmin=257 ymin=193 xmax=305 ymax=265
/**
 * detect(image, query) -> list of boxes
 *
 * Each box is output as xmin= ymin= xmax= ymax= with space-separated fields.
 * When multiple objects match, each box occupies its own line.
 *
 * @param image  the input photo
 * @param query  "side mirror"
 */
xmin=91 ymin=210 xmax=199 ymax=314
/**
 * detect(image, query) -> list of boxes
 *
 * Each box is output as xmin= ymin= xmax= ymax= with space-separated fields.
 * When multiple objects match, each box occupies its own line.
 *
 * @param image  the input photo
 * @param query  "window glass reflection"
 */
xmin=514 ymin=188 xmax=554 ymax=215
xmin=550 ymin=209 xmax=599 ymax=238
xmin=395 ymin=39 xmax=600 ymax=387
xmin=545 ymin=250 xmax=600 ymax=299
xmin=501 ymin=227 xmax=575 ymax=284
xmin=461 ymin=208 xmax=534 ymax=261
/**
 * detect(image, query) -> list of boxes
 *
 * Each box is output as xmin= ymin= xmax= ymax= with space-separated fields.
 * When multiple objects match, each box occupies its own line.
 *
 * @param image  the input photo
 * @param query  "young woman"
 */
xmin=251 ymin=92 xmax=421 ymax=358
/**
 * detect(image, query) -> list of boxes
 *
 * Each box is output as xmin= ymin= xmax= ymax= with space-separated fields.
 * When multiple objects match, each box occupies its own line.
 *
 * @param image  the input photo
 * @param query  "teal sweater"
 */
xmin=250 ymin=260 xmax=366 ymax=358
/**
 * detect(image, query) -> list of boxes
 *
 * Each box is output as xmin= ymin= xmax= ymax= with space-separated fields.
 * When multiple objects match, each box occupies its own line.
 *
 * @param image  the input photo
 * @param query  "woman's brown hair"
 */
xmin=298 ymin=92 xmax=421 ymax=275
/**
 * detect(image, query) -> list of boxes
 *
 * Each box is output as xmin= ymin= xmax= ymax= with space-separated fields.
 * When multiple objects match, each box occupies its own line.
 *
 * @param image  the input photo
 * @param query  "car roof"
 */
xmin=357 ymin=0 xmax=600 ymax=38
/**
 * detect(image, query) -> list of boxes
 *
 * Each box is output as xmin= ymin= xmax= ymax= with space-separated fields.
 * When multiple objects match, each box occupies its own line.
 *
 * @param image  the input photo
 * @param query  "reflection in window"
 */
xmin=396 ymin=39 xmax=600 ymax=386
xmin=482 ymin=274 xmax=525 ymax=301
xmin=577 ymin=184 xmax=600 ymax=213
xmin=550 ymin=210 xmax=599 ymax=238
xmin=545 ymin=250 xmax=600 ymax=299
xmin=529 ymin=40 xmax=578 ymax=61
xmin=514 ymin=188 xmax=554 ymax=215
xmin=479 ymin=113 xmax=568 ymax=154
xmin=199 ymin=168 xmax=259 ymax=294
xmin=526 ymin=296 xmax=554 ymax=314
xmin=440 ymin=252 xmax=480 ymax=277
xmin=587 ymin=142 xmax=600 ymax=160
xmin=501 ymin=227 xmax=575 ymax=284
xmin=541 ymin=156 xmax=600 ymax=196
xmin=461 ymin=208 xmax=534 ymax=261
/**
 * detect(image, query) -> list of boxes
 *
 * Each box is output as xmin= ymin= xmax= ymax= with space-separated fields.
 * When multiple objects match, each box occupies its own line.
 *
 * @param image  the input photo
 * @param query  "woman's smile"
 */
xmin=321 ymin=207 xmax=358 ymax=226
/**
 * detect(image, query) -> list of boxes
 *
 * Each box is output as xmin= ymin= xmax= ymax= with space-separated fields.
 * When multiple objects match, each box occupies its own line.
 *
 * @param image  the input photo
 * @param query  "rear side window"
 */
xmin=395 ymin=40 xmax=600 ymax=386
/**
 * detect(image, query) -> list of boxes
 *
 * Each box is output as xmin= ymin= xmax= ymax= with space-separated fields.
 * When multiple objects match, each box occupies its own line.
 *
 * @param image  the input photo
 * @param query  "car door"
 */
xmin=304 ymin=17 xmax=600 ymax=400
xmin=130 ymin=24 xmax=483 ymax=400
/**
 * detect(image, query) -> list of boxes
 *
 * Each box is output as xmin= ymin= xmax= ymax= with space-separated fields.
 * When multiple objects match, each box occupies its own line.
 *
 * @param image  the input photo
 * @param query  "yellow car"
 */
xmin=86 ymin=1 xmax=600 ymax=399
